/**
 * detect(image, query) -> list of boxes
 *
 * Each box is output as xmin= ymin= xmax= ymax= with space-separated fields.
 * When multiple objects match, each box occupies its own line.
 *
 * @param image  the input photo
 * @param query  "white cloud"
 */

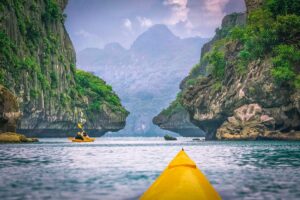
xmin=167 ymin=0 xmax=233 ymax=38
xmin=163 ymin=0 xmax=189 ymax=25
xmin=123 ymin=18 xmax=133 ymax=31
xmin=75 ymin=29 xmax=95 ymax=38
xmin=203 ymin=0 xmax=230 ymax=18
xmin=137 ymin=16 xmax=153 ymax=28
xmin=73 ymin=29 xmax=104 ymax=50
xmin=193 ymin=0 xmax=230 ymax=36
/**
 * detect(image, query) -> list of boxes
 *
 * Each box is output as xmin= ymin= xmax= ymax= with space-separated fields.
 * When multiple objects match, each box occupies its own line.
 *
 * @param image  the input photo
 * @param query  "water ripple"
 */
xmin=0 ymin=138 xmax=299 ymax=200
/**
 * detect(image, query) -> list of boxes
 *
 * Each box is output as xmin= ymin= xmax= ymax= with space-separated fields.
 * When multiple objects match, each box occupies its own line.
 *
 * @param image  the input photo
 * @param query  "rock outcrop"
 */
xmin=153 ymin=106 xmax=205 ymax=137
xmin=216 ymin=103 xmax=300 ymax=140
xmin=0 ymin=85 xmax=38 ymax=142
xmin=158 ymin=0 xmax=300 ymax=140
xmin=153 ymin=13 xmax=246 ymax=137
xmin=0 ymin=132 xmax=38 ymax=143
xmin=182 ymin=37 xmax=300 ymax=140
xmin=0 ymin=85 xmax=21 ymax=133
xmin=245 ymin=0 xmax=263 ymax=14
xmin=0 ymin=0 xmax=128 ymax=137
xmin=180 ymin=0 xmax=300 ymax=140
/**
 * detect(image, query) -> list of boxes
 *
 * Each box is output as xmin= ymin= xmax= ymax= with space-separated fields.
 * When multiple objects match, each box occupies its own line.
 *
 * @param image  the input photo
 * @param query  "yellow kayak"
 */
xmin=140 ymin=149 xmax=221 ymax=200
xmin=68 ymin=137 xmax=95 ymax=142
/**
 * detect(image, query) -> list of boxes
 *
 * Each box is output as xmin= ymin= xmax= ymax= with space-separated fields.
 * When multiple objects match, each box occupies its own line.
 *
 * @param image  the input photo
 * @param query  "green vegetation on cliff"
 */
xmin=75 ymin=70 xmax=127 ymax=114
xmin=181 ymin=0 xmax=300 ymax=139
xmin=161 ymin=93 xmax=184 ymax=117
xmin=155 ymin=0 xmax=300 ymax=140
xmin=0 ymin=0 xmax=128 ymax=133
xmin=189 ymin=0 xmax=300 ymax=89
xmin=204 ymin=43 xmax=226 ymax=80
xmin=156 ymin=12 xmax=246 ymax=121
xmin=42 ymin=0 xmax=65 ymax=23
xmin=0 ymin=0 xmax=69 ymax=90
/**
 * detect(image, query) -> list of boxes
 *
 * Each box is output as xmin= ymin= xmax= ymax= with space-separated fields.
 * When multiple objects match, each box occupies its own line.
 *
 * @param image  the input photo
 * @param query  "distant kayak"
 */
xmin=68 ymin=137 xmax=95 ymax=142
xmin=140 ymin=149 xmax=221 ymax=200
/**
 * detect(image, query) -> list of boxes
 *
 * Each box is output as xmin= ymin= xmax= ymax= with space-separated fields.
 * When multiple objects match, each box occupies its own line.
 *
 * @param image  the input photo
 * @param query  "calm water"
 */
xmin=0 ymin=137 xmax=300 ymax=200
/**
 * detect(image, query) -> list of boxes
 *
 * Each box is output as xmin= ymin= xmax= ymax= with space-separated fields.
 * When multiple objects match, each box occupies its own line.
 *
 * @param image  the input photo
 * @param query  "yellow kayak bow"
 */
xmin=140 ymin=149 xmax=221 ymax=200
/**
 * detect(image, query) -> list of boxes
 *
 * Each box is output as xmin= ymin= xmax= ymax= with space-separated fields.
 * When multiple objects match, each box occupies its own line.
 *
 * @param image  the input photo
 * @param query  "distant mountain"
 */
xmin=77 ymin=24 xmax=209 ymax=136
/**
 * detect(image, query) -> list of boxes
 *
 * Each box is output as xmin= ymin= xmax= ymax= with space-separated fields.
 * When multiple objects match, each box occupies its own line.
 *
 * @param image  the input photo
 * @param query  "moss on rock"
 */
xmin=0 ymin=132 xmax=38 ymax=143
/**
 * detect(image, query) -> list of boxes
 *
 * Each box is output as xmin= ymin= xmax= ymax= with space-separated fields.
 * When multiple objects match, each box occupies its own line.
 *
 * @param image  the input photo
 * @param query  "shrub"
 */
xmin=50 ymin=71 xmax=58 ymax=89
xmin=206 ymin=50 xmax=226 ymax=79
xmin=60 ymin=93 xmax=71 ymax=106
xmin=161 ymin=98 xmax=184 ymax=116
xmin=294 ymin=75 xmax=300 ymax=89
xmin=265 ymin=0 xmax=300 ymax=16
xmin=275 ymin=15 xmax=300 ymax=44
xmin=70 ymin=63 xmax=76 ymax=74
xmin=26 ymin=22 xmax=40 ymax=43
xmin=189 ymin=63 xmax=201 ymax=76
xmin=22 ymin=57 xmax=38 ymax=71
xmin=0 ymin=31 xmax=18 ymax=66
xmin=42 ymin=0 xmax=63 ymax=23
xmin=0 ymin=69 xmax=4 ymax=84
xmin=186 ymin=78 xmax=197 ymax=86
xmin=271 ymin=45 xmax=300 ymax=86
xmin=30 ymin=89 xmax=39 ymax=99
xmin=89 ymin=102 xmax=101 ymax=111
xmin=75 ymin=70 xmax=126 ymax=113
xmin=212 ymin=81 xmax=222 ymax=92
xmin=38 ymin=73 xmax=50 ymax=90
xmin=229 ymin=26 xmax=246 ymax=42
xmin=224 ymin=4 xmax=300 ymax=88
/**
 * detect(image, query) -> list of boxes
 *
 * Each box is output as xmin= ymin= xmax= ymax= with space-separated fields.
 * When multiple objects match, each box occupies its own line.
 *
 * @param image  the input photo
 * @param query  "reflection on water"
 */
xmin=0 ymin=138 xmax=299 ymax=200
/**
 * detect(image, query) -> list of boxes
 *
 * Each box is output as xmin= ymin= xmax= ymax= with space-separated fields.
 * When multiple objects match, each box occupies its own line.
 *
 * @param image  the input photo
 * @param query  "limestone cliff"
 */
xmin=153 ymin=12 xmax=246 ymax=137
xmin=181 ymin=0 xmax=300 ymax=140
xmin=0 ymin=0 xmax=128 ymax=137
xmin=156 ymin=0 xmax=300 ymax=140
xmin=153 ymin=95 xmax=204 ymax=137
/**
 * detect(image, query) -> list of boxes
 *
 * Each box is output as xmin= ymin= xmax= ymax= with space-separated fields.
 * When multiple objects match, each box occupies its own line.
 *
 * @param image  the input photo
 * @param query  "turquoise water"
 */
xmin=0 ymin=137 xmax=300 ymax=200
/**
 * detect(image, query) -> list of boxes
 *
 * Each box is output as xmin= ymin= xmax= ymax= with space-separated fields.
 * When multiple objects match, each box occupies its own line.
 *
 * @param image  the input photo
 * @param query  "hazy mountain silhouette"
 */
xmin=77 ymin=24 xmax=209 ymax=136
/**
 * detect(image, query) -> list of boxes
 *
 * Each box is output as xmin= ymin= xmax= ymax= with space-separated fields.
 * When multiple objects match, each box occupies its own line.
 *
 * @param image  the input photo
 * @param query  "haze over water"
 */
xmin=1 ymin=138 xmax=299 ymax=200
xmin=64 ymin=0 xmax=246 ymax=136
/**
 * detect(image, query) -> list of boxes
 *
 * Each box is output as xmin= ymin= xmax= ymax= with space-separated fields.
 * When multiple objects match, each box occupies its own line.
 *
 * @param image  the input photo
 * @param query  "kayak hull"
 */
xmin=68 ymin=137 xmax=95 ymax=142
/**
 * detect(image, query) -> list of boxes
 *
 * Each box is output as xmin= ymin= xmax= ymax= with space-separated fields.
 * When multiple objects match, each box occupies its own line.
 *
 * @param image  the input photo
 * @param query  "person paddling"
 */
xmin=75 ymin=123 xmax=89 ymax=140
xmin=75 ymin=131 xmax=84 ymax=140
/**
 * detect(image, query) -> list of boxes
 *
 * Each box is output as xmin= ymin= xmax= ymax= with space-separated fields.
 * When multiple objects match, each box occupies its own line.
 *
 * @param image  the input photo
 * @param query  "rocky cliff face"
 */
xmin=152 ymin=93 xmax=204 ymax=137
xmin=0 ymin=84 xmax=21 ymax=133
xmin=245 ymin=0 xmax=263 ymax=14
xmin=153 ymin=13 xmax=246 ymax=137
xmin=153 ymin=106 xmax=204 ymax=137
xmin=0 ymin=0 xmax=128 ymax=137
xmin=182 ymin=44 xmax=300 ymax=139
xmin=156 ymin=0 xmax=300 ymax=140
xmin=216 ymin=103 xmax=300 ymax=140
xmin=180 ymin=0 xmax=300 ymax=140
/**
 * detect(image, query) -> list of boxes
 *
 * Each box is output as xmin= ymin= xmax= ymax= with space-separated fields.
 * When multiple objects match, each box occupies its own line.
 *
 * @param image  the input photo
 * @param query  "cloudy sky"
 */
xmin=65 ymin=0 xmax=246 ymax=51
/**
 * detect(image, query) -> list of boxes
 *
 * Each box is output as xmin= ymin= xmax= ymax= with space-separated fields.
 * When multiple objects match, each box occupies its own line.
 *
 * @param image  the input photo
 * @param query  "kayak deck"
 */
xmin=140 ymin=149 xmax=221 ymax=200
